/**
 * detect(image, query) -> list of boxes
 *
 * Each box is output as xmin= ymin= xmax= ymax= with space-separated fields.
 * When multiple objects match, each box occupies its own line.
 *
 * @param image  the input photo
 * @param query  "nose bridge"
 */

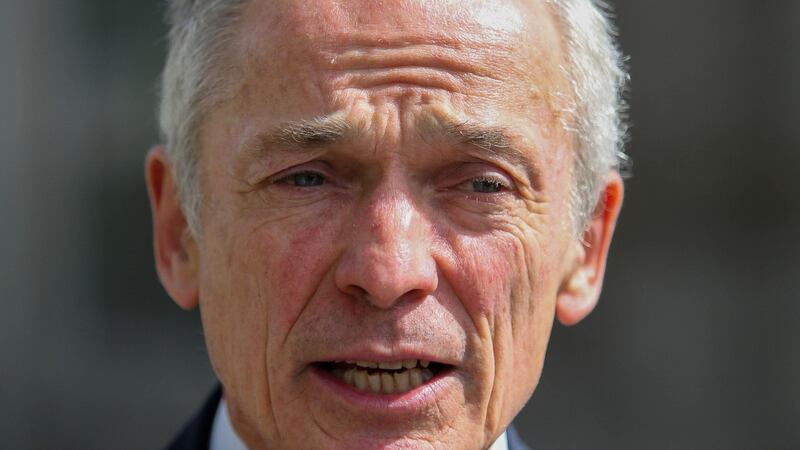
xmin=335 ymin=182 xmax=437 ymax=308
xmin=368 ymin=186 xmax=415 ymax=251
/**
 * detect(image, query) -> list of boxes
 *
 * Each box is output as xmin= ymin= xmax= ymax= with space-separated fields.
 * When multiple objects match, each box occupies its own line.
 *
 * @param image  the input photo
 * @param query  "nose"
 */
xmin=334 ymin=186 xmax=438 ymax=309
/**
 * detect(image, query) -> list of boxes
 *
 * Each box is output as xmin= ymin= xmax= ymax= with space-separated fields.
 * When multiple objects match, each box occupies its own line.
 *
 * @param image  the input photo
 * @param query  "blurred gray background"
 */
xmin=1 ymin=1 xmax=797 ymax=449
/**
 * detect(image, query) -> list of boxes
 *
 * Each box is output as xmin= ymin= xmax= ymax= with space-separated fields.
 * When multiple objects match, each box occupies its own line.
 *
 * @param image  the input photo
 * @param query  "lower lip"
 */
xmin=308 ymin=365 xmax=458 ymax=413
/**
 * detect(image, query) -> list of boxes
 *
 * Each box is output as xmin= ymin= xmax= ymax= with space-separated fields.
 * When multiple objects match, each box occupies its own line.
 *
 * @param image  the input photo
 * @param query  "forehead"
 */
xmin=223 ymin=0 xmax=568 ymax=115
xmin=248 ymin=0 xmax=547 ymax=45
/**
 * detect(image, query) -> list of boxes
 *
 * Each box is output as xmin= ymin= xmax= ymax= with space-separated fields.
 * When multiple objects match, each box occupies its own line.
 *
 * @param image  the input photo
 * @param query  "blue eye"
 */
xmin=281 ymin=171 xmax=326 ymax=187
xmin=471 ymin=177 xmax=504 ymax=193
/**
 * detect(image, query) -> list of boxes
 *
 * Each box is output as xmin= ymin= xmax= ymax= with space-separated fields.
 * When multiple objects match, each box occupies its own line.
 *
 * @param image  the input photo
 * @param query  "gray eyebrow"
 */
xmin=443 ymin=120 xmax=512 ymax=151
xmin=240 ymin=114 xmax=539 ymax=187
xmin=273 ymin=115 xmax=353 ymax=147
xmin=237 ymin=114 xmax=353 ymax=171
xmin=234 ymin=114 xmax=351 ymax=179
xmin=434 ymin=119 xmax=540 ymax=185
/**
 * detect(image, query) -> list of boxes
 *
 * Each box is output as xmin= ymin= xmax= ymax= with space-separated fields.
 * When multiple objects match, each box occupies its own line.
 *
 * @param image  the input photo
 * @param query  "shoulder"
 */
xmin=165 ymin=386 xmax=222 ymax=450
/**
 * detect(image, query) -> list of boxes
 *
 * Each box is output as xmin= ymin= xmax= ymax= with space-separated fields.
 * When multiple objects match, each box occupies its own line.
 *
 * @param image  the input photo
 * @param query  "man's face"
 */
xmin=159 ymin=0 xmax=609 ymax=448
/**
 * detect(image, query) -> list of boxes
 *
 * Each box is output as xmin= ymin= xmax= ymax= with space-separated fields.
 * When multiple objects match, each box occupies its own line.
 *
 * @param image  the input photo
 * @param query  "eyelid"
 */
xmin=275 ymin=171 xmax=327 ymax=188
xmin=459 ymin=169 xmax=515 ymax=191
xmin=451 ymin=175 xmax=511 ymax=196
xmin=266 ymin=161 xmax=333 ymax=185
xmin=276 ymin=168 xmax=326 ymax=179
xmin=435 ymin=161 xmax=510 ymax=184
xmin=473 ymin=173 xmax=512 ymax=187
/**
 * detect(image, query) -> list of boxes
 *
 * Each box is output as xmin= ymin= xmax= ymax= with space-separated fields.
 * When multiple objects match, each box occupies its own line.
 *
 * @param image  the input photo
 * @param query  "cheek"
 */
xmin=447 ymin=228 xmax=535 ymax=324
xmin=275 ymin=222 xmax=329 ymax=291
xmin=197 ymin=207 xmax=347 ymax=438
xmin=198 ymin=199 xmax=343 ymax=352
xmin=445 ymin=231 xmax=518 ymax=390
xmin=258 ymin=216 xmax=344 ymax=339
xmin=196 ymin=225 xmax=275 ymax=436
xmin=446 ymin=221 xmax=563 ymax=426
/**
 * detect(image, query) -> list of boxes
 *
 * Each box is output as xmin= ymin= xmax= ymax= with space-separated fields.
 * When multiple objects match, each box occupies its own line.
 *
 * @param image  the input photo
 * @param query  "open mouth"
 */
xmin=315 ymin=359 xmax=450 ymax=395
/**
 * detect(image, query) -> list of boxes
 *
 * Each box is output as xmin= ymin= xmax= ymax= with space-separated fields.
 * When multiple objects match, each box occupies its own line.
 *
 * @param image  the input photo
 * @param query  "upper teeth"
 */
xmin=345 ymin=359 xmax=430 ymax=369
xmin=335 ymin=359 xmax=435 ymax=394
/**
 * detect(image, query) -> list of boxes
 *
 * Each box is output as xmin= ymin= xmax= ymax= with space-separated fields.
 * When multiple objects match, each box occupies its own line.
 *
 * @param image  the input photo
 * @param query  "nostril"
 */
xmin=342 ymin=284 xmax=369 ymax=299
xmin=400 ymin=288 xmax=428 ymax=302
xmin=343 ymin=285 xmax=429 ymax=308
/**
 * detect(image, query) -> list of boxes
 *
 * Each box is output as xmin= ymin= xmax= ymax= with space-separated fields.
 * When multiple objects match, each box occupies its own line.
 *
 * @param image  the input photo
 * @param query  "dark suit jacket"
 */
xmin=167 ymin=386 xmax=531 ymax=450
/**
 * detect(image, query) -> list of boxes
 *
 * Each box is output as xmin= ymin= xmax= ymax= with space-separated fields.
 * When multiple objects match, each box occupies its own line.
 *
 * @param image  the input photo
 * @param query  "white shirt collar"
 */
xmin=210 ymin=397 xmax=509 ymax=450
xmin=209 ymin=398 xmax=247 ymax=450
xmin=489 ymin=429 xmax=510 ymax=450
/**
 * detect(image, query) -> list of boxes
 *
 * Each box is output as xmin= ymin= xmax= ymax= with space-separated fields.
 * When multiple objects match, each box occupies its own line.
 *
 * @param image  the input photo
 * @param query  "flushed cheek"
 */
xmin=260 ymin=217 xmax=344 ymax=332
xmin=200 ymin=210 xmax=347 ymax=445
xmin=444 ymin=232 xmax=519 ymax=397
xmin=448 ymin=233 xmax=520 ymax=321
xmin=256 ymin=212 xmax=347 ymax=370
xmin=217 ymin=194 xmax=348 ymax=331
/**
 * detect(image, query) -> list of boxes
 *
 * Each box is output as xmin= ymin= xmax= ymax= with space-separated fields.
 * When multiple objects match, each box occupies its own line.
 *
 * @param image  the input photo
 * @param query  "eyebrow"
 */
xmin=441 ymin=120 xmax=519 ymax=160
xmin=430 ymin=119 xmax=540 ymax=185
xmin=271 ymin=115 xmax=353 ymax=147
xmin=241 ymin=114 xmax=539 ymax=186
xmin=237 ymin=114 xmax=352 ymax=172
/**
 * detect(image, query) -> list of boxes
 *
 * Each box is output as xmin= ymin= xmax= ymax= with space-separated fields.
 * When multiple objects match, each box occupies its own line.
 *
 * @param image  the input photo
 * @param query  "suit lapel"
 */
xmin=166 ymin=385 xmax=222 ymax=450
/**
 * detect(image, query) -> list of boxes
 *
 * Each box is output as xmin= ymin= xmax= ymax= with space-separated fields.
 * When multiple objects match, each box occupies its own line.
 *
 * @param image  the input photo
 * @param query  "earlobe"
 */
xmin=555 ymin=249 xmax=596 ymax=326
xmin=556 ymin=172 xmax=624 ymax=326
xmin=145 ymin=146 xmax=200 ymax=310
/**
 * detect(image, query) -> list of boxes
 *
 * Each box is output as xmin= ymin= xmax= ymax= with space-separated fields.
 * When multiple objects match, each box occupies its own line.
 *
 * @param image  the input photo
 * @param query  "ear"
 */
xmin=556 ymin=172 xmax=624 ymax=326
xmin=145 ymin=145 xmax=199 ymax=310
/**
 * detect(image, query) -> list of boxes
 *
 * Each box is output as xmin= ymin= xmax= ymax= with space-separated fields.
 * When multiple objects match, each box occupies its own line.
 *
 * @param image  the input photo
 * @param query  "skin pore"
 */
xmin=146 ymin=0 xmax=623 ymax=449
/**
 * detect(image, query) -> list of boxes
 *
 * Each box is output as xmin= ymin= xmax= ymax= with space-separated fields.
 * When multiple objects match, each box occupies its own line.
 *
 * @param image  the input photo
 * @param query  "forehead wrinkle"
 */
xmin=241 ymin=1 xmax=528 ymax=78
xmin=317 ymin=33 xmax=516 ymax=68
xmin=318 ymin=45 xmax=509 ymax=94
xmin=233 ymin=0 xmax=568 ymax=115
xmin=309 ymin=15 xmax=521 ymax=82
xmin=283 ymin=0 xmax=527 ymax=48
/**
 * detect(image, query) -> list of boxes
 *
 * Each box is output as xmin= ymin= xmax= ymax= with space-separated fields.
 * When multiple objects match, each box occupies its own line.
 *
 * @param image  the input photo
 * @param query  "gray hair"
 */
xmin=549 ymin=0 xmax=629 ymax=232
xmin=158 ymin=0 xmax=628 ymax=235
xmin=159 ymin=0 xmax=247 ymax=232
